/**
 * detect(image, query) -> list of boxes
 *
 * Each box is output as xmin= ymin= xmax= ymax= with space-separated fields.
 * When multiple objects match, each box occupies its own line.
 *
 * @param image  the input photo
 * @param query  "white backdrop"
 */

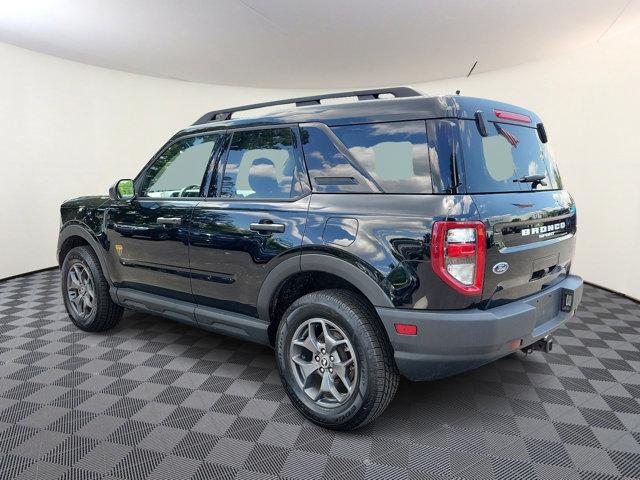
xmin=0 ymin=43 xmax=314 ymax=281
xmin=1 ymin=27 xmax=639 ymax=300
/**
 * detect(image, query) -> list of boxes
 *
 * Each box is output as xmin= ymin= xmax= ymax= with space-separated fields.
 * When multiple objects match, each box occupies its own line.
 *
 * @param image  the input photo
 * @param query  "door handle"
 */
xmin=250 ymin=222 xmax=285 ymax=233
xmin=157 ymin=217 xmax=182 ymax=225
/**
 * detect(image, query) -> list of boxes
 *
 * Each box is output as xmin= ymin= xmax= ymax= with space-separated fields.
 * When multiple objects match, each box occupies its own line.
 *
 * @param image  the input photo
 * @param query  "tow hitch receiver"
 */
xmin=522 ymin=336 xmax=553 ymax=355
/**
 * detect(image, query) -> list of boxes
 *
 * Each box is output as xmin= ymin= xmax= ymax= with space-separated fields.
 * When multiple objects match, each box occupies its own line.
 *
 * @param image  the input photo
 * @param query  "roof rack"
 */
xmin=193 ymin=86 xmax=422 ymax=125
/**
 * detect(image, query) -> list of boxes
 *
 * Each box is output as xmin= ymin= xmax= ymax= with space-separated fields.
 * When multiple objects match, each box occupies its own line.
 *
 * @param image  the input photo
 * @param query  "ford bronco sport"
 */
xmin=57 ymin=87 xmax=583 ymax=430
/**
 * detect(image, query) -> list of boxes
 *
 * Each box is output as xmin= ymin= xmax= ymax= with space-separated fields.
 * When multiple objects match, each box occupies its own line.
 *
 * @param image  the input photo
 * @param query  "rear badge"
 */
xmin=493 ymin=262 xmax=509 ymax=274
xmin=522 ymin=222 xmax=565 ymax=239
xmin=115 ymin=244 xmax=123 ymax=256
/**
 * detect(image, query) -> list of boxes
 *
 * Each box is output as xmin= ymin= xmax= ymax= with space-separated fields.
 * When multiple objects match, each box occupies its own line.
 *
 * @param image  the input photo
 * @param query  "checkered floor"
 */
xmin=1 ymin=270 xmax=639 ymax=479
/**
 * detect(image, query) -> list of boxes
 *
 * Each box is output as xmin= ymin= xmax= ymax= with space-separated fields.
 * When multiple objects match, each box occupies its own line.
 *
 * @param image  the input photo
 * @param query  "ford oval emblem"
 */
xmin=493 ymin=262 xmax=509 ymax=274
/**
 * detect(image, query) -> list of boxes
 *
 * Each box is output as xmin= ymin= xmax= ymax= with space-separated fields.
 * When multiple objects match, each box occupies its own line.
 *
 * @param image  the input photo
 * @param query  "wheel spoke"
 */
xmin=70 ymin=294 xmax=82 ymax=307
xmin=304 ymin=321 xmax=321 ymax=352
xmin=319 ymin=320 xmax=330 ymax=347
xmin=304 ymin=385 xmax=322 ymax=401
xmin=80 ymin=267 xmax=90 ymax=285
xmin=292 ymin=355 xmax=319 ymax=382
xmin=325 ymin=332 xmax=346 ymax=354
xmin=320 ymin=373 xmax=343 ymax=402
xmin=83 ymin=294 xmax=94 ymax=309
xmin=68 ymin=268 xmax=81 ymax=289
xmin=332 ymin=358 xmax=354 ymax=393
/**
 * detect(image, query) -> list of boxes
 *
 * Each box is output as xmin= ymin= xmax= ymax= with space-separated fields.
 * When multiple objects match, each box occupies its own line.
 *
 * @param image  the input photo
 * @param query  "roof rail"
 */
xmin=193 ymin=86 xmax=422 ymax=125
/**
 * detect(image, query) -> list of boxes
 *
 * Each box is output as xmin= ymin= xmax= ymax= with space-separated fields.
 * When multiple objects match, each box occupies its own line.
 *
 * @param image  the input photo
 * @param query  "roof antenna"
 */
xmin=466 ymin=60 xmax=478 ymax=78
xmin=455 ymin=90 xmax=461 ymax=95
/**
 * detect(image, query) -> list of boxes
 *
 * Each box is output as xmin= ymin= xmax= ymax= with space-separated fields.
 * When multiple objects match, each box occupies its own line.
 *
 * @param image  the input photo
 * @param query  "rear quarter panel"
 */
xmin=302 ymin=193 xmax=482 ymax=309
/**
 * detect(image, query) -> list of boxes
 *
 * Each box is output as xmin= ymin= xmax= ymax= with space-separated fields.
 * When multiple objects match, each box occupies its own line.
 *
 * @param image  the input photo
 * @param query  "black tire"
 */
xmin=275 ymin=289 xmax=399 ymax=430
xmin=61 ymin=245 xmax=123 ymax=332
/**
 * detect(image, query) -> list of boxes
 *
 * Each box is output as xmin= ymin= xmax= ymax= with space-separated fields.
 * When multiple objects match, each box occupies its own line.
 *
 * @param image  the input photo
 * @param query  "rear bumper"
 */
xmin=377 ymin=275 xmax=583 ymax=381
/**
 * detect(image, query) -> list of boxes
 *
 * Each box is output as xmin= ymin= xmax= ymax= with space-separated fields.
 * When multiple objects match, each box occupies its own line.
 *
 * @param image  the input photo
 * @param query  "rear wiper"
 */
xmin=514 ymin=174 xmax=547 ymax=188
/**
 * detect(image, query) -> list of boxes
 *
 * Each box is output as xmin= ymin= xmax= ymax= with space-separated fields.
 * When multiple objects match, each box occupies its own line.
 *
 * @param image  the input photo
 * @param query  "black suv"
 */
xmin=58 ymin=87 xmax=583 ymax=430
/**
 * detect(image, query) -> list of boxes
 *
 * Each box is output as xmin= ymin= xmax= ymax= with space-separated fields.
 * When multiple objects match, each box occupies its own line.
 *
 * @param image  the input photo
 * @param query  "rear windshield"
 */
xmin=459 ymin=120 xmax=563 ymax=193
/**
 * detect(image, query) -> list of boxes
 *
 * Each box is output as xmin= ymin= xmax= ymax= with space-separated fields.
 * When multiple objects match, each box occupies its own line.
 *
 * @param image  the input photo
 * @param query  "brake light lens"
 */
xmin=431 ymin=221 xmax=486 ymax=295
xmin=494 ymin=109 xmax=531 ymax=124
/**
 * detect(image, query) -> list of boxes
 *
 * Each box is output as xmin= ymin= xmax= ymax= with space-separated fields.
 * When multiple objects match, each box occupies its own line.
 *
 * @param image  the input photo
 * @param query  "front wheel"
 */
xmin=275 ymin=290 xmax=399 ymax=430
xmin=61 ymin=245 xmax=123 ymax=332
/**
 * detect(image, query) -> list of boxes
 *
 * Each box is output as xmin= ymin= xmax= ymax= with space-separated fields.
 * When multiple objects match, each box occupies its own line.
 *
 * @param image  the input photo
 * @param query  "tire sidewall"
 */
xmin=276 ymin=293 xmax=377 ymax=428
xmin=61 ymin=247 xmax=99 ymax=327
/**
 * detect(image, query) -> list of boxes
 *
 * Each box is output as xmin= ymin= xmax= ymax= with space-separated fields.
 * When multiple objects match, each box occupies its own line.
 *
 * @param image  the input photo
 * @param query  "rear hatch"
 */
xmin=457 ymin=113 xmax=577 ymax=307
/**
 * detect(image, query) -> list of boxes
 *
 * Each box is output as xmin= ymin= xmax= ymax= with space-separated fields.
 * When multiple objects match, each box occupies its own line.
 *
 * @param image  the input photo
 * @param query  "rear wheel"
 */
xmin=275 ymin=289 xmax=399 ymax=430
xmin=61 ymin=246 xmax=123 ymax=332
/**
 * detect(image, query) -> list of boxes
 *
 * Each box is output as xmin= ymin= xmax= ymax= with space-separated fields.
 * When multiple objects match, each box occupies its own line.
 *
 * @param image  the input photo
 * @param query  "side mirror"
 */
xmin=109 ymin=179 xmax=135 ymax=200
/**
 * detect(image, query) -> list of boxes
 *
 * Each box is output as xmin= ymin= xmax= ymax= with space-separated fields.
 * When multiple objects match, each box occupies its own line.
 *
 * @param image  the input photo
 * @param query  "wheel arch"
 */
xmin=58 ymin=224 xmax=113 ymax=286
xmin=257 ymin=253 xmax=394 ymax=344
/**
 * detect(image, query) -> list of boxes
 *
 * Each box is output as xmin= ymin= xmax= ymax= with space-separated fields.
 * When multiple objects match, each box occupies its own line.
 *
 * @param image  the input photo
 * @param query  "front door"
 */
xmin=189 ymin=126 xmax=311 ymax=317
xmin=105 ymin=133 xmax=223 ymax=301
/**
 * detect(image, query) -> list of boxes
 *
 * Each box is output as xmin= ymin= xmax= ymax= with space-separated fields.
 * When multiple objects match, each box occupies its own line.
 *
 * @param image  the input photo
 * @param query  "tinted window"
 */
xmin=331 ymin=121 xmax=432 ymax=193
xmin=459 ymin=120 xmax=562 ymax=193
xmin=141 ymin=135 xmax=218 ymax=198
xmin=220 ymin=128 xmax=306 ymax=199
xmin=300 ymin=125 xmax=377 ymax=193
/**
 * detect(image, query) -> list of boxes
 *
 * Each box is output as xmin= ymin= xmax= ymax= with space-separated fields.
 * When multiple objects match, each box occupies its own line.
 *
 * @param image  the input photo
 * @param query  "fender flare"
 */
xmin=57 ymin=224 xmax=113 ymax=286
xmin=256 ymin=253 xmax=394 ymax=322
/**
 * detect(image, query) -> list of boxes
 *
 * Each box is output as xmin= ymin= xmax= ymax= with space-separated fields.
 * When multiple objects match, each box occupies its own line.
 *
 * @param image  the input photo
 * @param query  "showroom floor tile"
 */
xmin=0 ymin=270 xmax=639 ymax=479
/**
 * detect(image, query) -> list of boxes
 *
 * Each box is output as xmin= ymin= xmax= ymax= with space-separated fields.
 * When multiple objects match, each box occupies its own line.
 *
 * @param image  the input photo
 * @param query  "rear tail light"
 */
xmin=431 ymin=221 xmax=486 ymax=295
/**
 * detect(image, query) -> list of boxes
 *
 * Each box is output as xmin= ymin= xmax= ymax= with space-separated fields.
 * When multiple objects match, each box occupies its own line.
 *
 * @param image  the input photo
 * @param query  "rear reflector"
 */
xmin=494 ymin=109 xmax=531 ymax=123
xmin=394 ymin=324 xmax=417 ymax=335
xmin=431 ymin=221 xmax=486 ymax=295
xmin=507 ymin=339 xmax=523 ymax=351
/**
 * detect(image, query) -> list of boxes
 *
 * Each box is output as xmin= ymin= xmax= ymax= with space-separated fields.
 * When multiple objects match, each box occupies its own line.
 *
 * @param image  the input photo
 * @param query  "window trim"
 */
xmin=207 ymin=124 xmax=311 ymax=203
xmin=134 ymin=131 xmax=225 ymax=201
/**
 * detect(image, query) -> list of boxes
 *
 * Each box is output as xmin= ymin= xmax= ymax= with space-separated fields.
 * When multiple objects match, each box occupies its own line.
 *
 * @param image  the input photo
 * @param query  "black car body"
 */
xmin=57 ymin=87 xmax=583 ymax=428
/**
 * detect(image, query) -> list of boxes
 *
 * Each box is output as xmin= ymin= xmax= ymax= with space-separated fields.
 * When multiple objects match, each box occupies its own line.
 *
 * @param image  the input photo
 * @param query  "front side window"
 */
xmin=331 ymin=121 xmax=432 ymax=193
xmin=141 ymin=135 xmax=218 ymax=198
xmin=220 ymin=128 xmax=306 ymax=199
xmin=459 ymin=121 xmax=562 ymax=193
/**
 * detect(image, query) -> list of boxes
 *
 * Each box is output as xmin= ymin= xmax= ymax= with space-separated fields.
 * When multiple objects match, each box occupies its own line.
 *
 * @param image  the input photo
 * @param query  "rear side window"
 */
xmin=300 ymin=125 xmax=379 ymax=193
xmin=332 ymin=121 xmax=432 ymax=193
xmin=459 ymin=120 xmax=563 ymax=193
xmin=220 ymin=128 xmax=307 ymax=199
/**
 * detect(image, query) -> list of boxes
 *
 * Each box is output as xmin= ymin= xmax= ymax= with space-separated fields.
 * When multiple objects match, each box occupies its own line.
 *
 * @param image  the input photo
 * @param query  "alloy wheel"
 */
xmin=289 ymin=318 xmax=358 ymax=407
xmin=67 ymin=262 xmax=96 ymax=320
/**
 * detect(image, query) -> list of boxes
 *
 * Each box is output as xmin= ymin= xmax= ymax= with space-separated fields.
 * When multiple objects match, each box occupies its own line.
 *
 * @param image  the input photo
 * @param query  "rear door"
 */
xmin=189 ymin=126 xmax=311 ymax=318
xmin=457 ymin=118 xmax=577 ymax=305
